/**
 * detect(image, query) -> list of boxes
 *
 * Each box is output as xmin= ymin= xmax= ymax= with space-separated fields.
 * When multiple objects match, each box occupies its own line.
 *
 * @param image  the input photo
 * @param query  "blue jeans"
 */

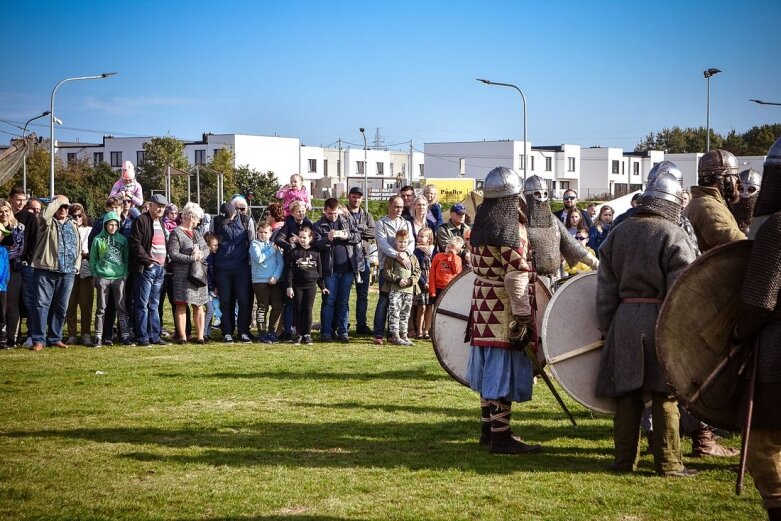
xmin=134 ymin=264 xmax=165 ymax=343
xmin=31 ymin=269 xmax=75 ymax=345
xmin=321 ymin=271 xmax=354 ymax=337
xmin=354 ymin=259 xmax=371 ymax=330
xmin=204 ymin=298 xmax=214 ymax=339
xmin=372 ymin=275 xmax=390 ymax=338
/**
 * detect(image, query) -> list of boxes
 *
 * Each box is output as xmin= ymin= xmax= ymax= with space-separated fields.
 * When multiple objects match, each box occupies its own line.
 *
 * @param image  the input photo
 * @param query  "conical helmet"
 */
xmin=644 ymin=172 xmax=683 ymax=205
xmin=647 ymin=160 xmax=682 ymax=185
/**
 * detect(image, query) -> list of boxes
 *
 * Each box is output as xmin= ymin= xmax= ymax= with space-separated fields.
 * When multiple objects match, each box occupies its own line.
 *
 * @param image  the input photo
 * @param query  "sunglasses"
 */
xmin=236 ymin=207 xmax=248 ymax=212
xmin=72 ymin=214 xmax=83 ymax=218
xmin=563 ymin=196 xmax=576 ymax=201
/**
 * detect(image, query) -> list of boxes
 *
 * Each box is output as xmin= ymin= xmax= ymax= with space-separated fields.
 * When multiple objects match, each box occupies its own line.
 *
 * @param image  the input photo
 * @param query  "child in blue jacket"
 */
xmin=250 ymin=221 xmax=284 ymax=343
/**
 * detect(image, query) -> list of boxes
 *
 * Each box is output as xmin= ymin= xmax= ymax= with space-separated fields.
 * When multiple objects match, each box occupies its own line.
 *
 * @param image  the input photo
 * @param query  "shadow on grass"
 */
xmin=183 ymin=517 xmax=366 ymax=521
xmin=157 ymin=367 xmax=450 ymax=382
xmin=4 ymin=415 xmax=621 ymax=475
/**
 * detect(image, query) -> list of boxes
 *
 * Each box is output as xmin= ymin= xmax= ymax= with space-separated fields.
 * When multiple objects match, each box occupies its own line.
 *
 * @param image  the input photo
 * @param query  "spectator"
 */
xmin=554 ymin=189 xmax=593 ymax=228
xmin=0 ymin=216 xmax=9 ymax=348
xmin=276 ymin=174 xmax=312 ymax=217
xmin=266 ymin=202 xmax=286 ymax=235
xmin=30 ymin=195 xmax=81 ymax=351
xmin=413 ymin=228 xmax=435 ymax=340
xmin=398 ymin=185 xmax=416 ymax=220
xmin=345 ymin=187 xmax=374 ymax=335
xmin=203 ymin=233 xmax=220 ymax=340
xmin=213 ymin=202 xmax=253 ymax=343
xmin=313 ymin=198 xmax=362 ymax=343
xmin=284 ymin=226 xmax=327 ymax=345
xmin=167 ymin=202 xmax=209 ymax=344
xmin=587 ymin=203 xmax=597 ymax=221
xmin=372 ymin=196 xmax=414 ymax=345
xmin=430 ymin=236 xmax=464 ymax=301
xmin=565 ymin=208 xmax=589 ymax=238
xmin=88 ymin=197 xmax=123 ymax=344
xmin=407 ymin=196 xmax=435 ymax=239
xmin=681 ymin=190 xmax=692 ymax=209
xmin=230 ymin=195 xmax=256 ymax=241
xmin=2 ymin=194 xmax=26 ymax=347
xmin=89 ymin=209 xmax=133 ymax=347
xmin=274 ymin=200 xmax=314 ymax=341
xmin=588 ymin=205 xmax=614 ymax=256
xmin=109 ymin=160 xmax=143 ymax=206
xmin=436 ymin=203 xmax=470 ymax=253
xmin=65 ymin=204 xmax=94 ymax=345
xmin=26 ymin=198 xmax=42 ymax=216
xmin=613 ymin=193 xmax=642 ymax=227
xmin=382 ymin=228 xmax=420 ymax=346
xmin=130 ymin=193 xmax=171 ymax=347
xmin=422 ymin=184 xmax=444 ymax=231
xmin=250 ymin=221 xmax=284 ymax=343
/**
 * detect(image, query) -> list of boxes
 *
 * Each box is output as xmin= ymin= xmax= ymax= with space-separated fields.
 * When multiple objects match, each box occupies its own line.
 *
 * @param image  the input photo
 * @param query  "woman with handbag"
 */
xmin=167 ymin=202 xmax=209 ymax=344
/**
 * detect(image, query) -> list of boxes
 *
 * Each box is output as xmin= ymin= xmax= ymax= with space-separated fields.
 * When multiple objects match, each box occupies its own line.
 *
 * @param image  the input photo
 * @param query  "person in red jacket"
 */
xmin=429 ymin=236 xmax=464 ymax=301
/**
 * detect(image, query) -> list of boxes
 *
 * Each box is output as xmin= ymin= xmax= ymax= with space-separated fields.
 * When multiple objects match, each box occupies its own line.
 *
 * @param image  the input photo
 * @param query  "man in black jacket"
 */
xmin=345 ymin=187 xmax=375 ymax=334
xmin=553 ymin=189 xmax=593 ymax=228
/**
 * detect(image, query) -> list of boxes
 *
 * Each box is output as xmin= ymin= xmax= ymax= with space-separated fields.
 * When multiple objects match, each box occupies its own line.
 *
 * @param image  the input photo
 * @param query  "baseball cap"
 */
xmin=451 ymin=203 xmax=466 ymax=215
xmin=349 ymin=186 xmax=364 ymax=196
xmin=149 ymin=194 xmax=169 ymax=206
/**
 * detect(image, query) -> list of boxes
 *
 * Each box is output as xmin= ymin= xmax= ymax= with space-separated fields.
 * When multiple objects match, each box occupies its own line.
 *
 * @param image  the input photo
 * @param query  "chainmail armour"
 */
xmin=680 ymin=216 xmax=700 ymax=255
xmin=524 ymin=197 xmax=586 ymax=275
xmin=730 ymin=196 xmax=757 ymax=233
xmin=754 ymin=164 xmax=781 ymax=217
xmin=636 ymin=197 xmax=681 ymax=224
xmin=741 ymin=212 xmax=781 ymax=383
xmin=470 ymin=195 xmax=520 ymax=248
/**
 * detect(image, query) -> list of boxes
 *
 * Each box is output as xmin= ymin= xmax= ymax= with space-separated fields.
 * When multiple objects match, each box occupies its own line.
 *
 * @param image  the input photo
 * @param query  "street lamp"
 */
xmin=477 ymin=78 xmax=528 ymax=182
xmin=750 ymin=99 xmax=781 ymax=106
xmin=703 ymin=68 xmax=721 ymax=152
xmin=50 ymin=72 xmax=117 ymax=198
xmin=22 ymin=111 xmax=51 ymax=194
xmin=359 ymin=127 xmax=368 ymax=213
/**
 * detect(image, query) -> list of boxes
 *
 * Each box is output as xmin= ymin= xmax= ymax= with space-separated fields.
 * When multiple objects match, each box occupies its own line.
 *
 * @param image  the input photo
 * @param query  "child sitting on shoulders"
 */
xmin=250 ymin=222 xmax=284 ymax=343
xmin=430 ymin=236 xmax=464 ymax=302
xmin=382 ymin=229 xmax=421 ymax=346
xmin=109 ymin=161 xmax=143 ymax=206
xmin=276 ymin=173 xmax=312 ymax=217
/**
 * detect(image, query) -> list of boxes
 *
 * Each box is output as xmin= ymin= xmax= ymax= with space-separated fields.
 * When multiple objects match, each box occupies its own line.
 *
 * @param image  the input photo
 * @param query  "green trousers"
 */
xmin=614 ymin=390 xmax=683 ymax=474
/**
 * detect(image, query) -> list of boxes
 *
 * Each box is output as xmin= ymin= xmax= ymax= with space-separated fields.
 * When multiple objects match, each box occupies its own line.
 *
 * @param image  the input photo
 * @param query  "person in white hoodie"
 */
xmin=250 ymin=221 xmax=284 ymax=343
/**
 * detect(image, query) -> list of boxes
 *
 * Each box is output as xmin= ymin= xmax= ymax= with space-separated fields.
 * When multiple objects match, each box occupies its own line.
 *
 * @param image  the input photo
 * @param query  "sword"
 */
xmin=736 ymin=336 xmax=759 ymax=496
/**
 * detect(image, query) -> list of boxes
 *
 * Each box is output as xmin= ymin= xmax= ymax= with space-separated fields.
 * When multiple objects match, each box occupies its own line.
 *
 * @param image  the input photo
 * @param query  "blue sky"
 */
xmin=1 ymin=0 xmax=779 ymax=153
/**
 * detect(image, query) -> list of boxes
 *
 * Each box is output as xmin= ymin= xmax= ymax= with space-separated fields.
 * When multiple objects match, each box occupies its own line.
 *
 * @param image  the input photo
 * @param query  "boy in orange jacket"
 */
xmin=429 ymin=236 xmax=464 ymax=301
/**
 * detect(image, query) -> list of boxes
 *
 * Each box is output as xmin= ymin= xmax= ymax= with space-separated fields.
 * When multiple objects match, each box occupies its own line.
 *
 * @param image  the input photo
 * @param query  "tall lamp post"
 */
xmin=477 ymin=78 xmax=528 ymax=182
xmin=22 ymin=111 xmax=51 ymax=194
xmin=359 ymin=127 xmax=368 ymax=213
xmin=704 ymin=68 xmax=721 ymax=152
xmin=50 ymin=72 xmax=117 ymax=198
xmin=750 ymin=99 xmax=781 ymax=106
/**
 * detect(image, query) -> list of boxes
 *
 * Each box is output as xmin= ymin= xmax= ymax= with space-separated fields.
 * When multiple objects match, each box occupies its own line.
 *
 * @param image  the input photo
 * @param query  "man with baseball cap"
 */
xmin=29 ymin=195 xmax=81 ymax=351
xmin=436 ymin=203 xmax=470 ymax=253
xmin=130 ymin=194 xmax=171 ymax=346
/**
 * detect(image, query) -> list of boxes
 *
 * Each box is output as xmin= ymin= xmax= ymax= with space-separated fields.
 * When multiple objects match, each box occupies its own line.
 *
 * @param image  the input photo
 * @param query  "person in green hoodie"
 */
xmin=89 ymin=211 xmax=133 ymax=347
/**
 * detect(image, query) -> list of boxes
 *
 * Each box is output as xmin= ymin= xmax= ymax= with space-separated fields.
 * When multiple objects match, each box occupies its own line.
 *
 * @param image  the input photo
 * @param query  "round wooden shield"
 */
xmin=541 ymin=271 xmax=616 ymax=415
xmin=656 ymin=240 xmax=752 ymax=430
xmin=431 ymin=270 xmax=551 ymax=388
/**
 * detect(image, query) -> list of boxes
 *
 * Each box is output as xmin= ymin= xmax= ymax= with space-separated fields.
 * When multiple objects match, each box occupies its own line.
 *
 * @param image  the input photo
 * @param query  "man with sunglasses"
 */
xmin=553 ymin=190 xmax=593 ymax=228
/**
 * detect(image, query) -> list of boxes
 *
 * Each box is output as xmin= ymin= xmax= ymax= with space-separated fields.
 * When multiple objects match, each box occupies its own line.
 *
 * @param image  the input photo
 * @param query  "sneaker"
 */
xmin=81 ymin=334 xmax=91 ymax=346
xmin=302 ymin=335 xmax=313 ymax=345
xmin=212 ymin=318 xmax=221 ymax=327
xmin=373 ymin=336 xmax=384 ymax=345
xmin=239 ymin=334 xmax=253 ymax=344
xmin=138 ymin=341 xmax=151 ymax=347
xmin=283 ymin=332 xmax=295 ymax=343
xmin=266 ymin=333 xmax=279 ymax=344
xmin=390 ymin=335 xmax=405 ymax=345
xmin=337 ymin=334 xmax=350 ymax=344
xmin=400 ymin=336 xmax=414 ymax=346
xmin=103 ymin=339 xmax=114 ymax=346
xmin=223 ymin=334 xmax=234 ymax=343
xmin=294 ymin=335 xmax=303 ymax=345
xmin=356 ymin=326 xmax=373 ymax=335
xmin=121 ymin=338 xmax=136 ymax=347
xmin=160 ymin=329 xmax=172 ymax=339
xmin=321 ymin=334 xmax=333 ymax=342
xmin=23 ymin=337 xmax=33 ymax=348
xmin=66 ymin=336 xmax=77 ymax=345
xmin=152 ymin=339 xmax=171 ymax=346
xmin=93 ymin=338 xmax=103 ymax=348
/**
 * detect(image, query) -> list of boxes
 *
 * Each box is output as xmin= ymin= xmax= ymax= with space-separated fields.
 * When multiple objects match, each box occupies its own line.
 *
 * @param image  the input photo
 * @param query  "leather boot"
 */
xmin=691 ymin=425 xmax=739 ymax=457
xmin=488 ymin=400 xmax=541 ymax=455
xmin=479 ymin=399 xmax=491 ymax=445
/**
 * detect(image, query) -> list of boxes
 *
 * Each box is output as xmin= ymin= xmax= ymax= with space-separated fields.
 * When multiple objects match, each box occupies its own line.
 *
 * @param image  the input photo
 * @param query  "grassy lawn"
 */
xmin=0 ymin=292 xmax=763 ymax=520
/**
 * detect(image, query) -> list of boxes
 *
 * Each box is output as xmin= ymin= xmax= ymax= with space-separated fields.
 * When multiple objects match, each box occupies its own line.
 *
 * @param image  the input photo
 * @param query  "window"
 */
xmin=545 ymin=157 xmax=552 ymax=171
xmin=530 ymin=155 xmax=535 ymax=171
xmin=323 ymin=159 xmax=328 ymax=177
xmin=612 ymin=160 xmax=620 ymax=174
xmin=633 ymin=163 xmax=640 ymax=176
xmin=567 ymin=157 xmax=575 ymax=172
xmin=357 ymin=161 xmax=365 ymax=175
xmin=390 ymin=162 xmax=394 ymax=175
xmin=110 ymin=151 xmax=122 ymax=167
xmin=195 ymin=150 xmax=206 ymax=165
xmin=560 ymin=181 xmax=570 ymax=191
xmin=519 ymin=155 xmax=525 ymax=170
xmin=419 ymin=164 xmax=424 ymax=177
xmin=66 ymin=153 xmax=77 ymax=163
xmin=213 ymin=149 xmax=221 ymax=157
xmin=376 ymin=162 xmax=384 ymax=176
xmin=337 ymin=159 xmax=341 ymax=177
xmin=308 ymin=159 xmax=317 ymax=173
xmin=93 ymin=152 xmax=104 ymax=164
xmin=136 ymin=151 xmax=146 ymax=165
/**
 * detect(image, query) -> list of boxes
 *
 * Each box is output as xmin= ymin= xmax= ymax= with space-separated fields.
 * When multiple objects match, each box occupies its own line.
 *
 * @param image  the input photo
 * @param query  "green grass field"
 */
xmin=0 ymin=294 xmax=764 ymax=520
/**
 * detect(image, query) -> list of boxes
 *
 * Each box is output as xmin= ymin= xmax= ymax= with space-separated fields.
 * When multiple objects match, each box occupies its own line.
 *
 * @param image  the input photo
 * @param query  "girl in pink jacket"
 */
xmin=109 ymin=161 xmax=143 ymax=206
xmin=275 ymin=174 xmax=311 ymax=217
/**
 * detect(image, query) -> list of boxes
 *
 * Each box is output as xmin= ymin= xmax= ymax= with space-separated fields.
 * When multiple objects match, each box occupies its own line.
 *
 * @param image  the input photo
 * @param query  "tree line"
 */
xmin=635 ymin=123 xmax=781 ymax=155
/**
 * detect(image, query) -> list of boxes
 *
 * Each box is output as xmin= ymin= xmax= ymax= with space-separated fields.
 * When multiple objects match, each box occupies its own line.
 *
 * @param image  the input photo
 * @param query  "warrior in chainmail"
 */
xmin=739 ymin=137 xmax=781 ymax=520
xmin=466 ymin=167 xmax=541 ymax=455
xmin=596 ymin=172 xmax=699 ymax=477
xmin=684 ymin=149 xmax=745 ymax=252
xmin=647 ymin=161 xmax=700 ymax=254
xmin=730 ymin=167 xmax=762 ymax=235
xmin=522 ymin=175 xmax=598 ymax=282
